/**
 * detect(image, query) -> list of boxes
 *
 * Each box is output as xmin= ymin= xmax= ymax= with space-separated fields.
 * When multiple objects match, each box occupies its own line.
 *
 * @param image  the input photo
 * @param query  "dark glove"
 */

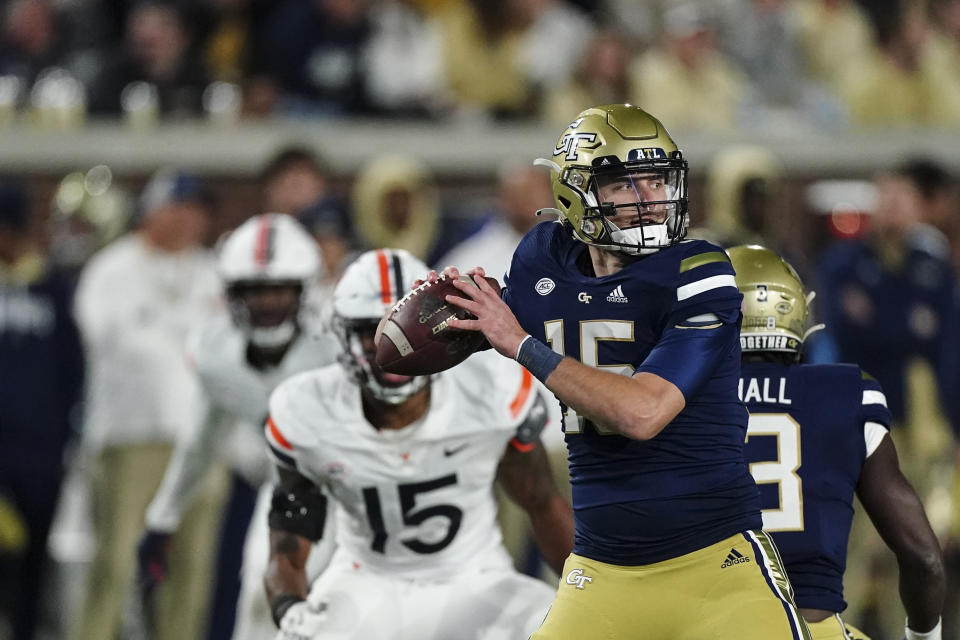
xmin=137 ymin=530 xmax=172 ymax=592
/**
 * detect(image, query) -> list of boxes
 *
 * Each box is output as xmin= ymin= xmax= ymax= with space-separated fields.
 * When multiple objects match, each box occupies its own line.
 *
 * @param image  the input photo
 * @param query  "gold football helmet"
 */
xmin=727 ymin=245 xmax=824 ymax=356
xmin=535 ymin=104 xmax=688 ymax=255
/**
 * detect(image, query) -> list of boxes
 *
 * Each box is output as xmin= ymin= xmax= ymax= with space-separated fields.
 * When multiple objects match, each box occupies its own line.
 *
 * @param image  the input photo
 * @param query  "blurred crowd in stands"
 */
xmin=0 ymin=0 xmax=959 ymax=130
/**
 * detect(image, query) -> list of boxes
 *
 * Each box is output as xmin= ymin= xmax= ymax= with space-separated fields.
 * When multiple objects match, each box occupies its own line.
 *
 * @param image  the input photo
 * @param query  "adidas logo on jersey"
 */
xmin=606 ymin=285 xmax=628 ymax=303
xmin=720 ymin=549 xmax=750 ymax=568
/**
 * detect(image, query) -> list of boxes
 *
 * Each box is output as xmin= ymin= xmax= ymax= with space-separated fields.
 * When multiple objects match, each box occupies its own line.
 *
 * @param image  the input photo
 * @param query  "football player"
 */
xmin=138 ymin=213 xmax=339 ymax=640
xmin=431 ymin=104 xmax=811 ymax=639
xmin=263 ymin=248 xmax=574 ymax=640
xmin=729 ymin=244 xmax=945 ymax=640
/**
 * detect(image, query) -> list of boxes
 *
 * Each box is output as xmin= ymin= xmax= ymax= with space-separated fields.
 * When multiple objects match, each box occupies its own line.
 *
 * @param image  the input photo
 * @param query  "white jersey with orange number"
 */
xmin=266 ymin=349 xmax=543 ymax=580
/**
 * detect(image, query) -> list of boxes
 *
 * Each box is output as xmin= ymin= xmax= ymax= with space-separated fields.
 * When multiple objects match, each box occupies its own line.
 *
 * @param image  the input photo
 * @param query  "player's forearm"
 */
xmin=144 ymin=419 xmax=217 ymax=531
xmin=496 ymin=441 xmax=574 ymax=574
xmin=544 ymin=358 xmax=683 ymax=440
xmin=898 ymin=548 xmax=945 ymax=633
xmin=528 ymin=494 xmax=574 ymax=575
xmin=263 ymin=531 xmax=311 ymax=602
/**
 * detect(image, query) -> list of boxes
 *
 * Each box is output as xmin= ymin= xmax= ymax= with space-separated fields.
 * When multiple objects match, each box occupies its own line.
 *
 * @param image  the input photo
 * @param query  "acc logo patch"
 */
xmin=535 ymin=278 xmax=556 ymax=296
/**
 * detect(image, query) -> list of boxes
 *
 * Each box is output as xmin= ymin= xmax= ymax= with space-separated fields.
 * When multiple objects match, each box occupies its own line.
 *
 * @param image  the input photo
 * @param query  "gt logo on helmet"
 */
xmin=554 ymin=132 xmax=599 ymax=161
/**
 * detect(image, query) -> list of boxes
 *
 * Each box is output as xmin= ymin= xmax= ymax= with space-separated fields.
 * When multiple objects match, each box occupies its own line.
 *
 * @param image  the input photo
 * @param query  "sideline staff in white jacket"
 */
xmin=73 ymin=169 xmax=223 ymax=640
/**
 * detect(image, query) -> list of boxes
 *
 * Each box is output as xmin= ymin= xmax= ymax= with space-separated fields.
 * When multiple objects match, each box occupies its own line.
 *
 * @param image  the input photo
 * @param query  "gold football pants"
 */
xmin=531 ymin=530 xmax=812 ymax=640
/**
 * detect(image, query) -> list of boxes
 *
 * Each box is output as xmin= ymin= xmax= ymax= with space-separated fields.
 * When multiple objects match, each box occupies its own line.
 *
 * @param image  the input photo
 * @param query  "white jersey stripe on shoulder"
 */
xmin=862 ymin=390 xmax=887 ymax=407
xmin=676 ymin=274 xmax=737 ymax=301
xmin=864 ymin=421 xmax=889 ymax=458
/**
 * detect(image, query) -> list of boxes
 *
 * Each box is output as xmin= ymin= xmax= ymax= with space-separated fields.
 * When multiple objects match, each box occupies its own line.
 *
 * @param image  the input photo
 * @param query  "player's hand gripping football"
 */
xmin=421 ymin=266 xmax=529 ymax=361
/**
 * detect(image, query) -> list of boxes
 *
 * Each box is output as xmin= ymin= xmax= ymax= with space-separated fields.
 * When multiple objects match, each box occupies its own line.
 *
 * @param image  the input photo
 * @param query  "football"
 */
xmin=375 ymin=274 xmax=499 ymax=376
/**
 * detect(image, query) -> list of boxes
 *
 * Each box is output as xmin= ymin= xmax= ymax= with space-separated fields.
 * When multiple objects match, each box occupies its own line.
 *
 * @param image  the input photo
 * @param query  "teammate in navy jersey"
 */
xmin=729 ymin=244 xmax=944 ymax=640
xmin=428 ymin=104 xmax=810 ymax=639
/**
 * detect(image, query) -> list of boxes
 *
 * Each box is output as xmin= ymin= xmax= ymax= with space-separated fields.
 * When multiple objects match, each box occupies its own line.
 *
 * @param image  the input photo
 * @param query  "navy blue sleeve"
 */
xmin=668 ymin=245 xmax=742 ymax=326
xmin=859 ymin=370 xmax=893 ymax=429
xmin=636 ymin=322 xmax=739 ymax=400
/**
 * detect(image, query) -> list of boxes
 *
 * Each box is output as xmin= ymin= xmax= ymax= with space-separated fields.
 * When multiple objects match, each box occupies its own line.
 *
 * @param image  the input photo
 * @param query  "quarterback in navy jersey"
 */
xmin=730 ymin=245 xmax=944 ymax=640
xmin=433 ymin=104 xmax=810 ymax=639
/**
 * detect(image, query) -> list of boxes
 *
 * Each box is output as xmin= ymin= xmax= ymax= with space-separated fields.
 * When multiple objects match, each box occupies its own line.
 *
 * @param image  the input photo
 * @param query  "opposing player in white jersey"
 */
xmin=139 ymin=213 xmax=339 ymax=640
xmin=263 ymin=248 xmax=574 ymax=640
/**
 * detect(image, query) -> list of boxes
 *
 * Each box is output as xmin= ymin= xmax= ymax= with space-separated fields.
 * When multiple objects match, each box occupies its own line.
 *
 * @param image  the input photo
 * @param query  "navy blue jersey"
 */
xmin=740 ymin=361 xmax=893 ymax=612
xmin=503 ymin=221 xmax=760 ymax=565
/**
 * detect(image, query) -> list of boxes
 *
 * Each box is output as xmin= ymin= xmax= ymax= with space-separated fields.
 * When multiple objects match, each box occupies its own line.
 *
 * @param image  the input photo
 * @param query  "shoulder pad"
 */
xmin=265 ymin=371 xmax=325 ymax=469
xmin=451 ymin=351 xmax=540 ymax=428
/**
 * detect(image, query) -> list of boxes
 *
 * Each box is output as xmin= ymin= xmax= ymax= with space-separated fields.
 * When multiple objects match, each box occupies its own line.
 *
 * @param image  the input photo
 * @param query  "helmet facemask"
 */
xmin=333 ymin=317 xmax=429 ymax=404
xmin=227 ymin=280 xmax=305 ymax=349
xmin=572 ymin=158 xmax=688 ymax=255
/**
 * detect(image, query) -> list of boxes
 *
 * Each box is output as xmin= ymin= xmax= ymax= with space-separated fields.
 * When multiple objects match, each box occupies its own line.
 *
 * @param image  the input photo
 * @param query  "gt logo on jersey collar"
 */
xmin=577 ymin=292 xmax=592 ymax=304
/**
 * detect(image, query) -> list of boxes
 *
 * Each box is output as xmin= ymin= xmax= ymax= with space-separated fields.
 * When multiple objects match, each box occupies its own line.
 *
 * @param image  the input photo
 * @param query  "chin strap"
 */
xmin=533 ymin=157 xmax=561 ymax=173
xmin=802 ymin=290 xmax=826 ymax=342
xmin=535 ymin=207 xmax=564 ymax=219
xmin=801 ymin=323 xmax=826 ymax=342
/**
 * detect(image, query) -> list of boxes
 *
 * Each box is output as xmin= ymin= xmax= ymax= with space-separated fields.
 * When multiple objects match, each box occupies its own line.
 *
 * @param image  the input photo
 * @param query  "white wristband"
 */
xmin=905 ymin=617 xmax=941 ymax=640
xmin=515 ymin=335 xmax=532 ymax=361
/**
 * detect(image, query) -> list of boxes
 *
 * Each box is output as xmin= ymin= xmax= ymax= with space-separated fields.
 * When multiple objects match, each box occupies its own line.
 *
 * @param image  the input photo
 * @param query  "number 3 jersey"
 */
xmin=740 ymin=361 xmax=893 ymax=612
xmin=265 ymin=350 xmax=548 ymax=580
xmin=502 ymin=221 xmax=759 ymax=566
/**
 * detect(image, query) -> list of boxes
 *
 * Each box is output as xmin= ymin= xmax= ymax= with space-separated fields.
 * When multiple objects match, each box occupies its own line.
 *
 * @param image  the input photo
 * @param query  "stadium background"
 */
xmin=1 ymin=0 xmax=959 ymax=639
